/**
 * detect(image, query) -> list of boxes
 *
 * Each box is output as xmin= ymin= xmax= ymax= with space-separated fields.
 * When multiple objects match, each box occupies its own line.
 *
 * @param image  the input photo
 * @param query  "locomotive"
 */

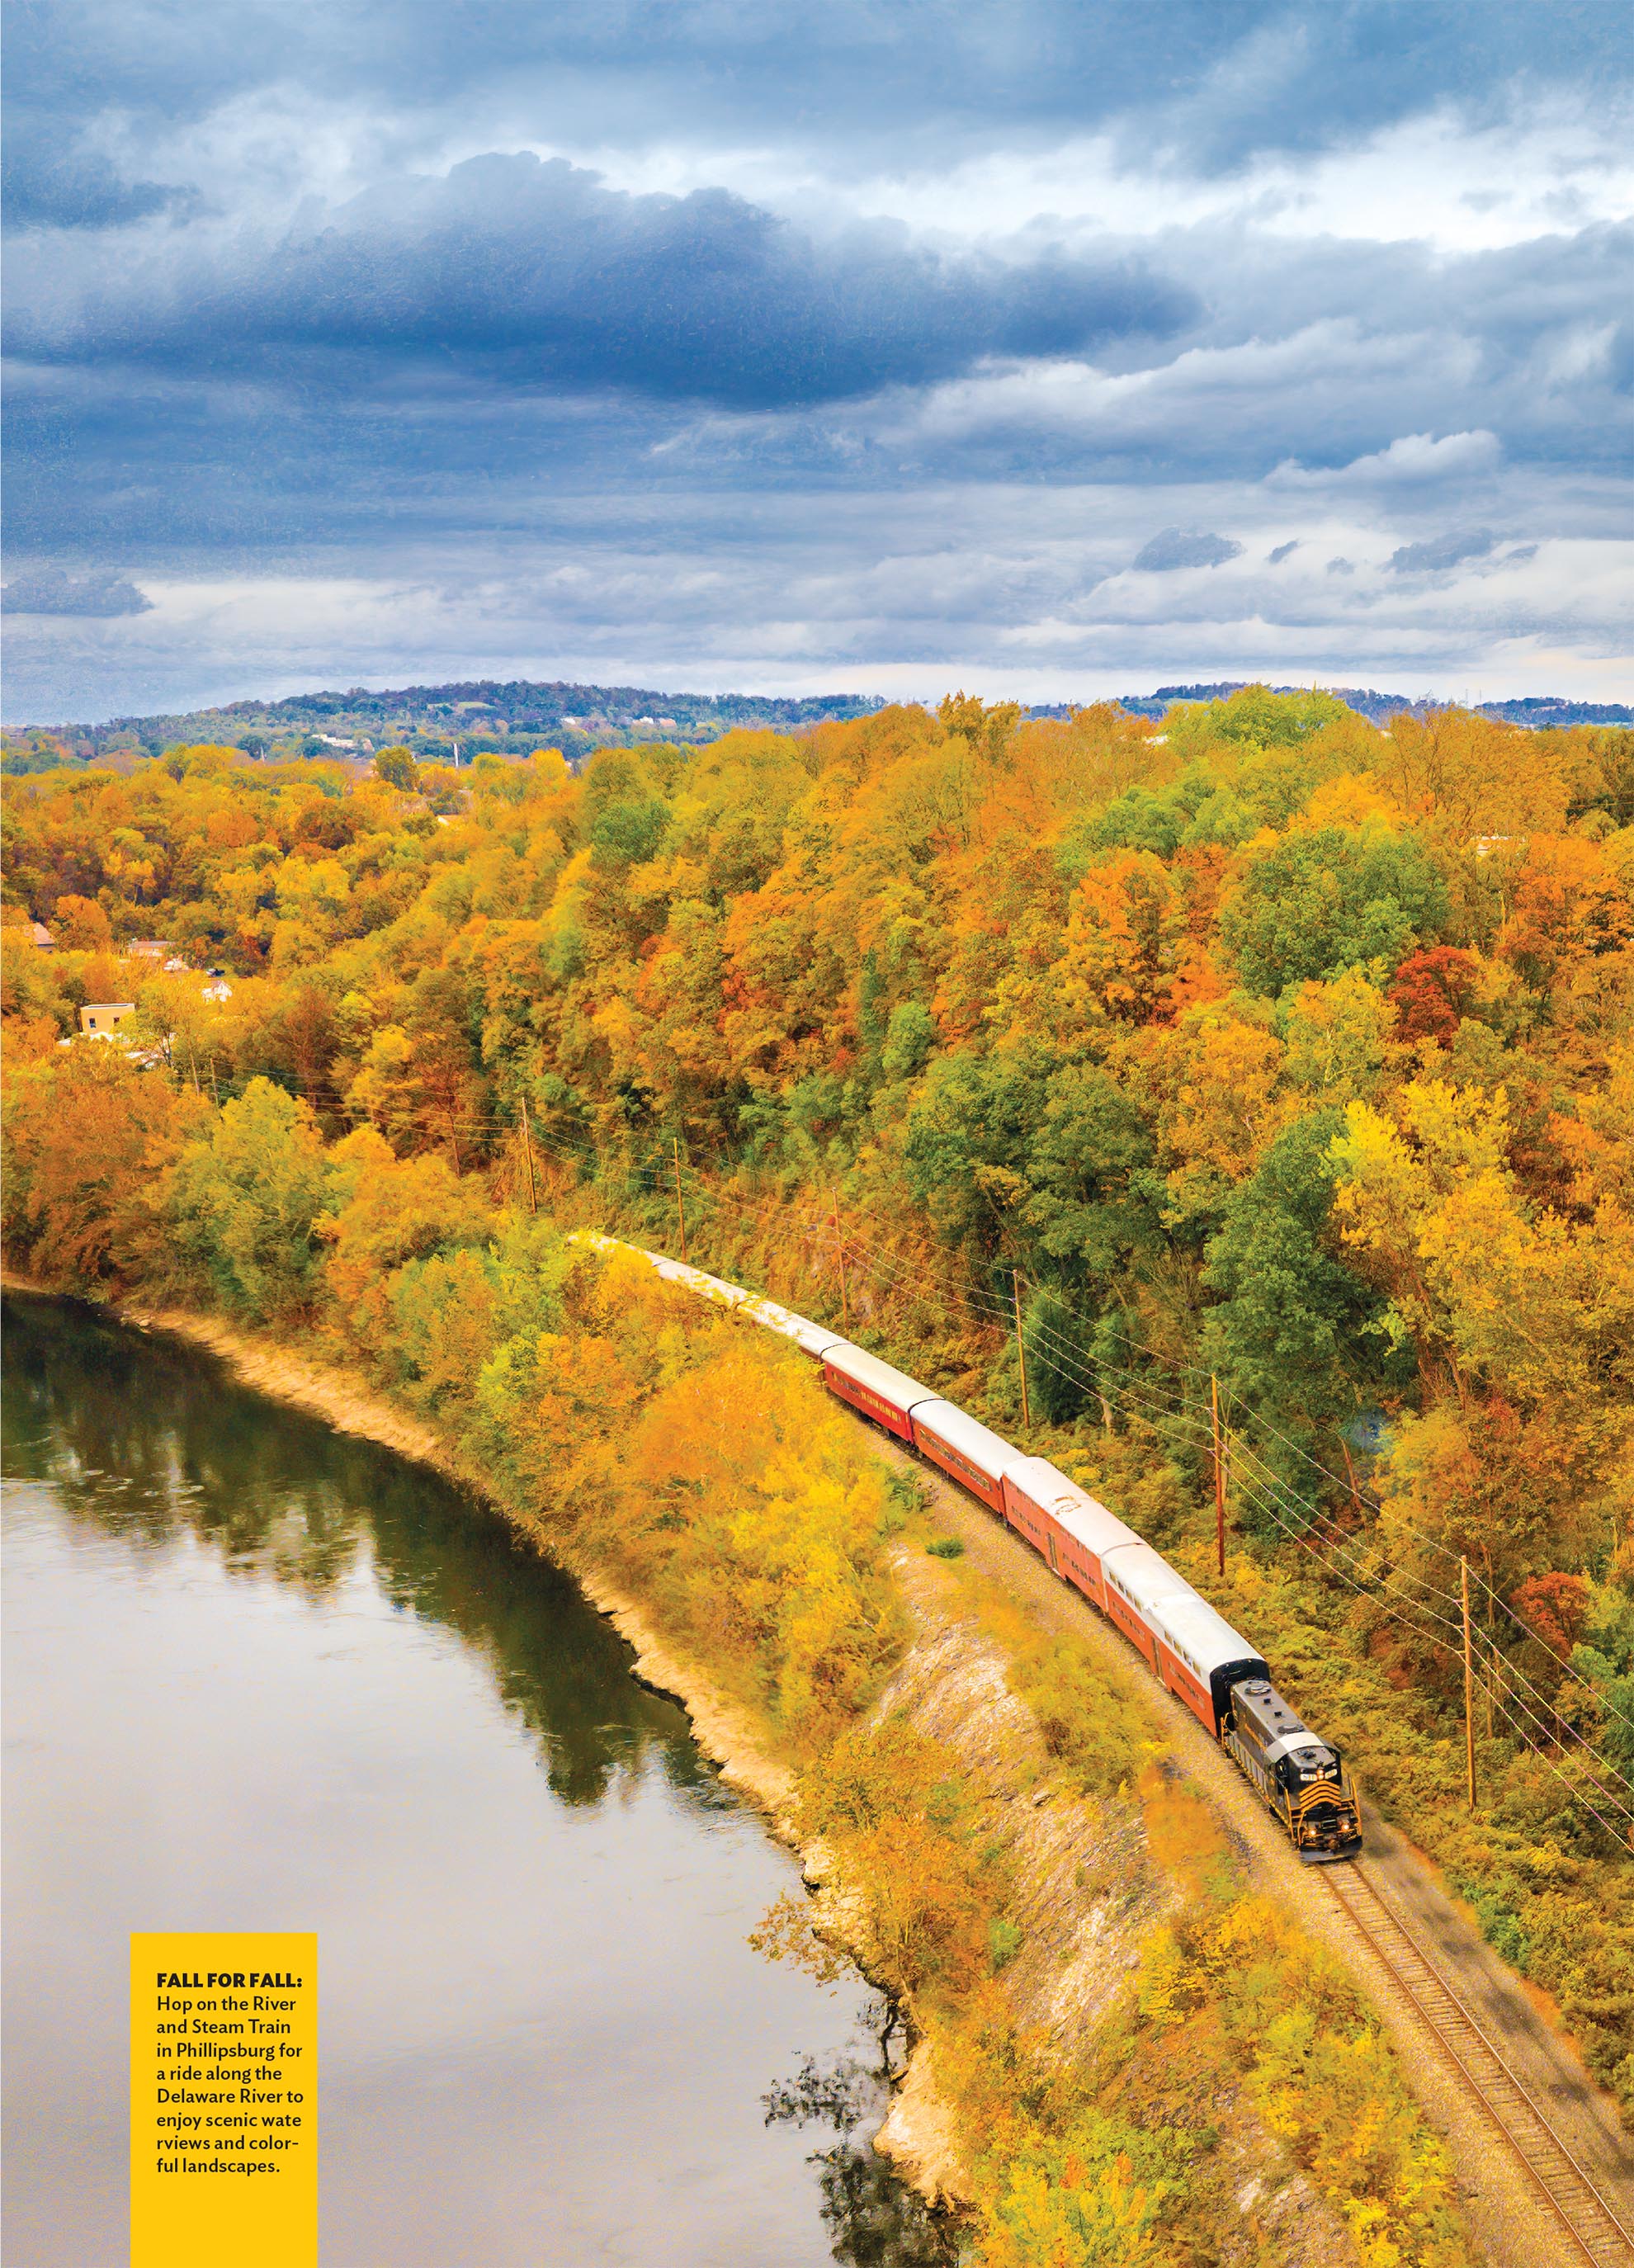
xmin=571 ymin=1232 xmax=1362 ymax=1863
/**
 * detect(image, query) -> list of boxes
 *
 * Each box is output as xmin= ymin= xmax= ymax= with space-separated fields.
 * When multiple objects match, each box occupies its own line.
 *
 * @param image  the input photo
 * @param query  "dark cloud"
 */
xmin=10 ymin=1 xmax=1628 ymax=175
xmin=2 ymin=129 xmax=188 ymax=231
xmin=1326 ymin=556 xmax=1354 ymax=574
xmin=1388 ymin=528 xmax=1497 ymax=573
xmin=1 ymin=566 xmax=153 ymax=616
xmin=1132 ymin=529 xmax=1243 ymax=571
xmin=12 ymin=154 xmax=1195 ymax=410
xmin=2 ymin=0 xmax=1627 ymax=718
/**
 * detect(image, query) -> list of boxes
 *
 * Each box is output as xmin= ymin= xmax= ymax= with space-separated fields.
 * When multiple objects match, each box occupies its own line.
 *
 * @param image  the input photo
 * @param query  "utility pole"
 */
xmin=672 ymin=1133 xmax=689 ymax=1264
xmin=1013 ymin=1269 xmax=1032 ymax=1432
xmin=1211 ymin=1375 xmax=1228 ymax=1577
xmin=519 ymin=1094 xmax=539 ymax=1216
xmin=832 ymin=1188 xmax=849 ymax=1331
xmin=1461 ymin=1555 xmax=1476 ymax=1811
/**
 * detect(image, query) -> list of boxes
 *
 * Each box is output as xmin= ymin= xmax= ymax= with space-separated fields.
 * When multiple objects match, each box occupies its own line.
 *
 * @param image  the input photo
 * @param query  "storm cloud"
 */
xmin=2 ymin=0 xmax=1630 ymax=718
xmin=1 ymin=566 xmax=152 ymax=617
xmin=12 ymin=154 xmax=1195 ymax=409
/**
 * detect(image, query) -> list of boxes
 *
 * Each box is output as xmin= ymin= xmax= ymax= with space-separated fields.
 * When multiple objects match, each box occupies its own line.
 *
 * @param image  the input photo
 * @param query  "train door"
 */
xmin=1045 ymin=1528 xmax=1060 ymax=1576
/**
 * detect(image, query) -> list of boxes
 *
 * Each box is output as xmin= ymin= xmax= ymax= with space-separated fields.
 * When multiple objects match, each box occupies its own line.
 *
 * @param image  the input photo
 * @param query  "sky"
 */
xmin=2 ymin=0 xmax=1631 ymax=724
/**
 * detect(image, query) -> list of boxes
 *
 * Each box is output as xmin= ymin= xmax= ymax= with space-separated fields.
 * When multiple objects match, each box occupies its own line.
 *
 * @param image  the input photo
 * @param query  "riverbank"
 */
xmin=117 ymin=1300 xmax=803 ymax=1808
xmin=6 ymin=1270 xmax=1509 ymax=2264
xmin=2 ymin=1288 xmax=914 ymax=2268
xmin=104 ymin=1297 xmax=951 ymax=2184
xmin=36 ymin=1284 xmax=1470 ymax=2258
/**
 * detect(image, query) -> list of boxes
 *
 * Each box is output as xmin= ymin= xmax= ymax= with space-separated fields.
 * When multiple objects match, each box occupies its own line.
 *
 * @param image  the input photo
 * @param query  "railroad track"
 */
xmin=1323 ymin=1864 xmax=1634 ymax=2266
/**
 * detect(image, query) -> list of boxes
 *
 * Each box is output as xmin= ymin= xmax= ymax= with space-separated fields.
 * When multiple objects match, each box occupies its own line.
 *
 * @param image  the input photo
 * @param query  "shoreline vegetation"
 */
xmin=4 ymin=686 xmax=1632 ymax=2258
xmin=3 ymin=1270 xmax=1478 ymax=2265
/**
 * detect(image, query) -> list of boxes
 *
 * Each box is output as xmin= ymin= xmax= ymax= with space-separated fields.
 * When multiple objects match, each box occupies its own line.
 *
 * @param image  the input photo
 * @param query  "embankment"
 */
xmin=41 ymin=1288 xmax=1499 ymax=2266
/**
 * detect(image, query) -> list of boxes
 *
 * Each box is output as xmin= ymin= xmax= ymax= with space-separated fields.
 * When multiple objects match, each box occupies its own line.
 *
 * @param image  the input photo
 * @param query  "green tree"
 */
xmin=1019 ymin=1062 xmax=1157 ymax=1287
xmin=1202 ymin=1108 xmax=1400 ymax=1428
xmin=880 ymin=999 xmax=937 ymax=1082
xmin=374 ymin=745 xmax=420 ymax=791
xmin=1221 ymin=821 xmax=1448 ymax=996
xmin=170 ymin=1078 xmax=334 ymax=1318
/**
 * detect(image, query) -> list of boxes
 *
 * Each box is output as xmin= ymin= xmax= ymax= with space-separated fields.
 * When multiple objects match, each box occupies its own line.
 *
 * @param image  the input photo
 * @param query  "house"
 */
xmin=201 ymin=977 xmax=233 ymax=1003
xmin=30 ymin=921 xmax=54 ymax=950
xmin=128 ymin=939 xmax=174 ymax=961
xmin=79 ymin=1003 xmax=135 ymax=1038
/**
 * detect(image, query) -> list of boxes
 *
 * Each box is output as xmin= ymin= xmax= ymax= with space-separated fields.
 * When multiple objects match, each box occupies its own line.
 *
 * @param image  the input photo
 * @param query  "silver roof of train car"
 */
xmin=909 ymin=1399 xmax=1029 ymax=1490
xmin=1004 ymin=1457 xmax=1141 ymax=1562
xmin=1099 ymin=1538 xmax=1201 ymax=1618
xmin=737 ymin=1292 xmax=848 ymax=1358
xmin=1142 ymin=1587 xmax=1265 ymax=1682
xmin=821 ymin=1342 xmax=938 ymax=1415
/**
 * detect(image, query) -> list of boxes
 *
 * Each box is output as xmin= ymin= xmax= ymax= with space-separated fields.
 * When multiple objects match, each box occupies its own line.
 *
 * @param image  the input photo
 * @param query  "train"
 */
xmin=571 ymin=1231 xmax=1363 ymax=1863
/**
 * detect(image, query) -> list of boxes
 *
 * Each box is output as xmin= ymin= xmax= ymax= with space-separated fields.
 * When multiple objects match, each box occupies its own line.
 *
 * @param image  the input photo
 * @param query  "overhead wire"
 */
xmin=520 ymin=1129 xmax=1634 ymax=1768
xmin=801 ymin=1212 xmax=1634 ymax=1803
xmin=276 ymin=1089 xmax=1634 ymax=1779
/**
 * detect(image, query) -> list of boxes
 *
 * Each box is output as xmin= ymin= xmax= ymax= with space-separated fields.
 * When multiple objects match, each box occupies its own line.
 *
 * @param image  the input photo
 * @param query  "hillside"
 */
xmin=0 ymin=678 xmax=887 ymax=773
xmin=4 ymin=677 xmax=1627 ymax=778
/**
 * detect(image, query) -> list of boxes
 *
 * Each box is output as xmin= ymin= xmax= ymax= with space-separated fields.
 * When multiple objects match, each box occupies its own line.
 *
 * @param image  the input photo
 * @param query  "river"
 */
xmin=1 ymin=1292 xmax=950 ymax=2267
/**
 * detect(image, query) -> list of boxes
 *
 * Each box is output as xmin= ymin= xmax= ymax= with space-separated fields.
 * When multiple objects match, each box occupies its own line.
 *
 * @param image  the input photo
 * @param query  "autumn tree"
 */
xmin=2 ymin=1048 xmax=208 ymax=1291
xmin=169 ymin=1078 xmax=335 ymax=1318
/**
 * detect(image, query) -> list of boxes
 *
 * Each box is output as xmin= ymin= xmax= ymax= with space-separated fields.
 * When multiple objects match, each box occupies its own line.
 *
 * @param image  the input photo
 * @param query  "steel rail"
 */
xmin=1322 ymin=1865 xmax=1634 ymax=2266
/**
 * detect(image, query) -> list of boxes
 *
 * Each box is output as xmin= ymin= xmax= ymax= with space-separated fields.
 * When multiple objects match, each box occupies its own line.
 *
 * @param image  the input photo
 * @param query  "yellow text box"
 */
xmin=130 ymin=1931 xmax=317 ymax=2266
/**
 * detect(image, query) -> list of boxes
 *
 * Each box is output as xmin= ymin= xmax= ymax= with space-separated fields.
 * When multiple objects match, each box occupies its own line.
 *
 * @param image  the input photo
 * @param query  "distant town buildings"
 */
xmin=79 ymin=1003 xmax=135 ymax=1038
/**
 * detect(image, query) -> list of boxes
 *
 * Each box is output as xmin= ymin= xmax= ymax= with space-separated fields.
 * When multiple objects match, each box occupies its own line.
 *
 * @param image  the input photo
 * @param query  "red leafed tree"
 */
xmin=1387 ymin=946 xmax=1480 ymax=1046
xmin=1509 ymin=1571 xmax=1591 ymax=1662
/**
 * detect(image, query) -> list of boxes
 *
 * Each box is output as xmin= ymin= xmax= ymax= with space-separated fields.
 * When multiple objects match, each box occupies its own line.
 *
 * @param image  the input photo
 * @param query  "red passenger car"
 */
xmin=1140 ymin=1590 xmax=1267 ymax=1736
xmin=819 ymin=1344 xmax=937 ymax=1442
xmin=908 ymin=1400 xmax=1025 ymax=1513
xmin=1000 ymin=1458 xmax=1140 ymax=1602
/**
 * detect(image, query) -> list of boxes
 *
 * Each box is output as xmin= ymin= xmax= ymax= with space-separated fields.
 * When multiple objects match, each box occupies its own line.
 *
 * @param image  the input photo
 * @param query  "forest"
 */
xmin=3 ymin=686 xmax=1632 ymax=2192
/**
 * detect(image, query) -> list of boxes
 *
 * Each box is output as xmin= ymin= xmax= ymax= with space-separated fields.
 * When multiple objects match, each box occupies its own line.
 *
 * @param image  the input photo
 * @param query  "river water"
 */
xmin=1 ymin=1293 xmax=949 ymax=2267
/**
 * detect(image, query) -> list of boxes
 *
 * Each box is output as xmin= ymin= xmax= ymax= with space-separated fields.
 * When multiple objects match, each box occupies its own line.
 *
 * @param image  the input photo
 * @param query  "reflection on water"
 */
xmin=2 ymin=1292 xmax=711 ymax=1813
xmin=2 ymin=1293 xmax=952 ymax=2268
xmin=765 ymin=2056 xmax=954 ymax=2268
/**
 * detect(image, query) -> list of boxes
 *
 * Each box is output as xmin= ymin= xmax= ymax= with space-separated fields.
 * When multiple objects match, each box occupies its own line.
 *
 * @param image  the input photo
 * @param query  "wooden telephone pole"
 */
xmin=672 ymin=1134 xmax=689 ymax=1263
xmin=1461 ymin=1556 xmax=1477 ymax=1811
xmin=832 ymin=1189 xmax=849 ymax=1330
xmin=1211 ymin=1375 xmax=1227 ymax=1577
xmin=1013 ymin=1270 xmax=1032 ymax=1431
xmin=518 ymin=1095 xmax=539 ymax=1216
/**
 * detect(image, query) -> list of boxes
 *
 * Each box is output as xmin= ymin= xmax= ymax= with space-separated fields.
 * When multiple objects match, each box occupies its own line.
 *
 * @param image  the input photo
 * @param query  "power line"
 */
xmin=210 ymin=1080 xmax=1633 ymax=1775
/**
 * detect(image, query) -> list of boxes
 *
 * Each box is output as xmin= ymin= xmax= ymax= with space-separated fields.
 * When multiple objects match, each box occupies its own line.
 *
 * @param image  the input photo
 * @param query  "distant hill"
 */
xmin=5 ymin=675 xmax=1627 ymax=776
xmin=3 ymin=678 xmax=888 ymax=771
xmin=1096 ymin=684 xmax=1634 ymax=728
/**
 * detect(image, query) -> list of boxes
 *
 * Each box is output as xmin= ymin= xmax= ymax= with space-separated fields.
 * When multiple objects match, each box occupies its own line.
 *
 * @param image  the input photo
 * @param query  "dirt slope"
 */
xmin=899 ymin=1438 xmax=1634 ymax=2268
xmin=106 ymin=1295 xmax=1633 ymax=2265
